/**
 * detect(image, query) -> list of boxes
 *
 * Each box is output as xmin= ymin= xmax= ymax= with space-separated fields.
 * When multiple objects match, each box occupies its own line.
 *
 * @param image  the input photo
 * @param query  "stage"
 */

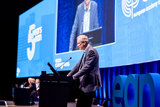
xmin=0 ymin=101 xmax=38 ymax=107
xmin=2 ymin=101 xmax=103 ymax=107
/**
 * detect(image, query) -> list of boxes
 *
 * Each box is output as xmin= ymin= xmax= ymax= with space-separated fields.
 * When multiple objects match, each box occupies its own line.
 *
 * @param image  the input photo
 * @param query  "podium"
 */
xmin=82 ymin=27 xmax=102 ymax=47
xmin=39 ymin=72 xmax=73 ymax=107
xmin=14 ymin=88 xmax=32 ymax=105
xmin=73 ymin=27 xmax=102 ymax=50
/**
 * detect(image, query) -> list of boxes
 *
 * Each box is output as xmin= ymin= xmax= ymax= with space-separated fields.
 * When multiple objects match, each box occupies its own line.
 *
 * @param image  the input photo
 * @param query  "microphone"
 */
xmin=22 ymin=82 xmax=27 ymax=88
xmin=23 ymin=82 xmax=27 ymax=86
xmin=47 ymin=57 xmax=72 ymax=76
xmin=55 ymin=57 xmax=72 ymax=71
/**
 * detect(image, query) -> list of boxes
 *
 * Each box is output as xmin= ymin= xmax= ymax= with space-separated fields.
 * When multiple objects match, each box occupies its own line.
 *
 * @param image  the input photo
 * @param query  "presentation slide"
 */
xmin=17 ymin=0 xmax=160 ymax=78
xmin=16 ymin=0 xmax=58 ymax=78
xmin=111 ymin=0 xmax=160 ymax=67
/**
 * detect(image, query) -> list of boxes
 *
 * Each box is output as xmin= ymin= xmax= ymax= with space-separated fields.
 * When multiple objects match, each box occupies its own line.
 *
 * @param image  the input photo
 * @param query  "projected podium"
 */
xmin=73 ymin=27 xmax=102 ymax=50
xmin=39 ymin=64 xmax=73 ymax=107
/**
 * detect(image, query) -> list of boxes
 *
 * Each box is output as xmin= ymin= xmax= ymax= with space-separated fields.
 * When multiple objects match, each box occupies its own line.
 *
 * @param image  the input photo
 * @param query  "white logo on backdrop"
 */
xmin=27 ymin=24 xmax=42 ymax=60
xmin=122 ymin=0 xmax=160 ymax=19
xmin=122 ymin=0 xmax=139 ymax=18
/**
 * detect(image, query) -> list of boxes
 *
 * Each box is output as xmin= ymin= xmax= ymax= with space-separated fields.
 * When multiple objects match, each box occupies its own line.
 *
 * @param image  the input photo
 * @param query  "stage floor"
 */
xmin=0 ymin=101 xmax=38 ymax=107
xmin=3 ymin=101 xmax=103 ymax=107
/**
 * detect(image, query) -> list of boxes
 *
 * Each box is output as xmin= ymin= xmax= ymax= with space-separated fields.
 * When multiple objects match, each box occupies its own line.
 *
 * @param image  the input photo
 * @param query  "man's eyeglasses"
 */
xmin=77 ymin=41 xmax=84 ymax=46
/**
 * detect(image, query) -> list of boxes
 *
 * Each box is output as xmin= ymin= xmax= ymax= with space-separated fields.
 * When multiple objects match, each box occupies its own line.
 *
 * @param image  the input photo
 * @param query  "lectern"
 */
xmin=39 ymin=70 xmax=73 ymax=107
xmin=73 ymin=27 xmax=102 ymax=50
xmin=14 ymin=88 xmax=31 ymax=105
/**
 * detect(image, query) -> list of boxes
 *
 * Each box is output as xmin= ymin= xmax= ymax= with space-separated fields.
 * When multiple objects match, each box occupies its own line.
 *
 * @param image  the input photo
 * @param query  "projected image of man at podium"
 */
xmin=67 ymin=35 xmax=102 ymax=107
xmin=69 ymin=0 xmax=99 ymax=51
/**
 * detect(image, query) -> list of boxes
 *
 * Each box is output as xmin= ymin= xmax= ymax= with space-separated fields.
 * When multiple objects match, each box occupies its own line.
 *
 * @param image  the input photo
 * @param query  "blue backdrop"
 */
xmin=17 ymin=0 xmax=58 ymax=77
xmin=17 ymin=0 xmax=160 ymax=106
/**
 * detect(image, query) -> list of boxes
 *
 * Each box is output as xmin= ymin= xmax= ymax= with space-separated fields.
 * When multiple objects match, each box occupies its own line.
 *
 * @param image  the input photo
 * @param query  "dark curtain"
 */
xmin=56 ymin=0 xmax=75 ymax=53
xmin=102 ymin=0 xmax=115 ymax=44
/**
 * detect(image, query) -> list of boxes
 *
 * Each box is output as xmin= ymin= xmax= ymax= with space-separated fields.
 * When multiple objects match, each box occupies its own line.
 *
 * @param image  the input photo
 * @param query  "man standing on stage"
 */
xmin=67 ymin=35 xmax=101 ymax=107
xmin=69 ymin=0 xmax=99 ymax=51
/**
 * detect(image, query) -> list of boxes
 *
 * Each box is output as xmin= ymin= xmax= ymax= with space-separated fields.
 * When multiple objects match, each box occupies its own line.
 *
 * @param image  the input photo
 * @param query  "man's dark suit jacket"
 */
xmin=69 ymin=0 xmax=99 ymax=51
xmin=67 ymin=45 xmax=102 ymax=93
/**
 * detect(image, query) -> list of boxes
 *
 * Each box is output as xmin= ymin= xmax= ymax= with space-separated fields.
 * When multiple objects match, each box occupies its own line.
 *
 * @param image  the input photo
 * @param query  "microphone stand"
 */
xmin=55 ymin=57 xmax=72 ymax=71
xmin=47 ymin=57 xmax=72 ymax=76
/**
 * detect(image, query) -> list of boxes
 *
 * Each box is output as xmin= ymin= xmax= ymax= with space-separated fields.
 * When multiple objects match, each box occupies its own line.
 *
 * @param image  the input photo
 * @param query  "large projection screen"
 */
xmin=17 ymin=0 xmax=160 ymax=78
